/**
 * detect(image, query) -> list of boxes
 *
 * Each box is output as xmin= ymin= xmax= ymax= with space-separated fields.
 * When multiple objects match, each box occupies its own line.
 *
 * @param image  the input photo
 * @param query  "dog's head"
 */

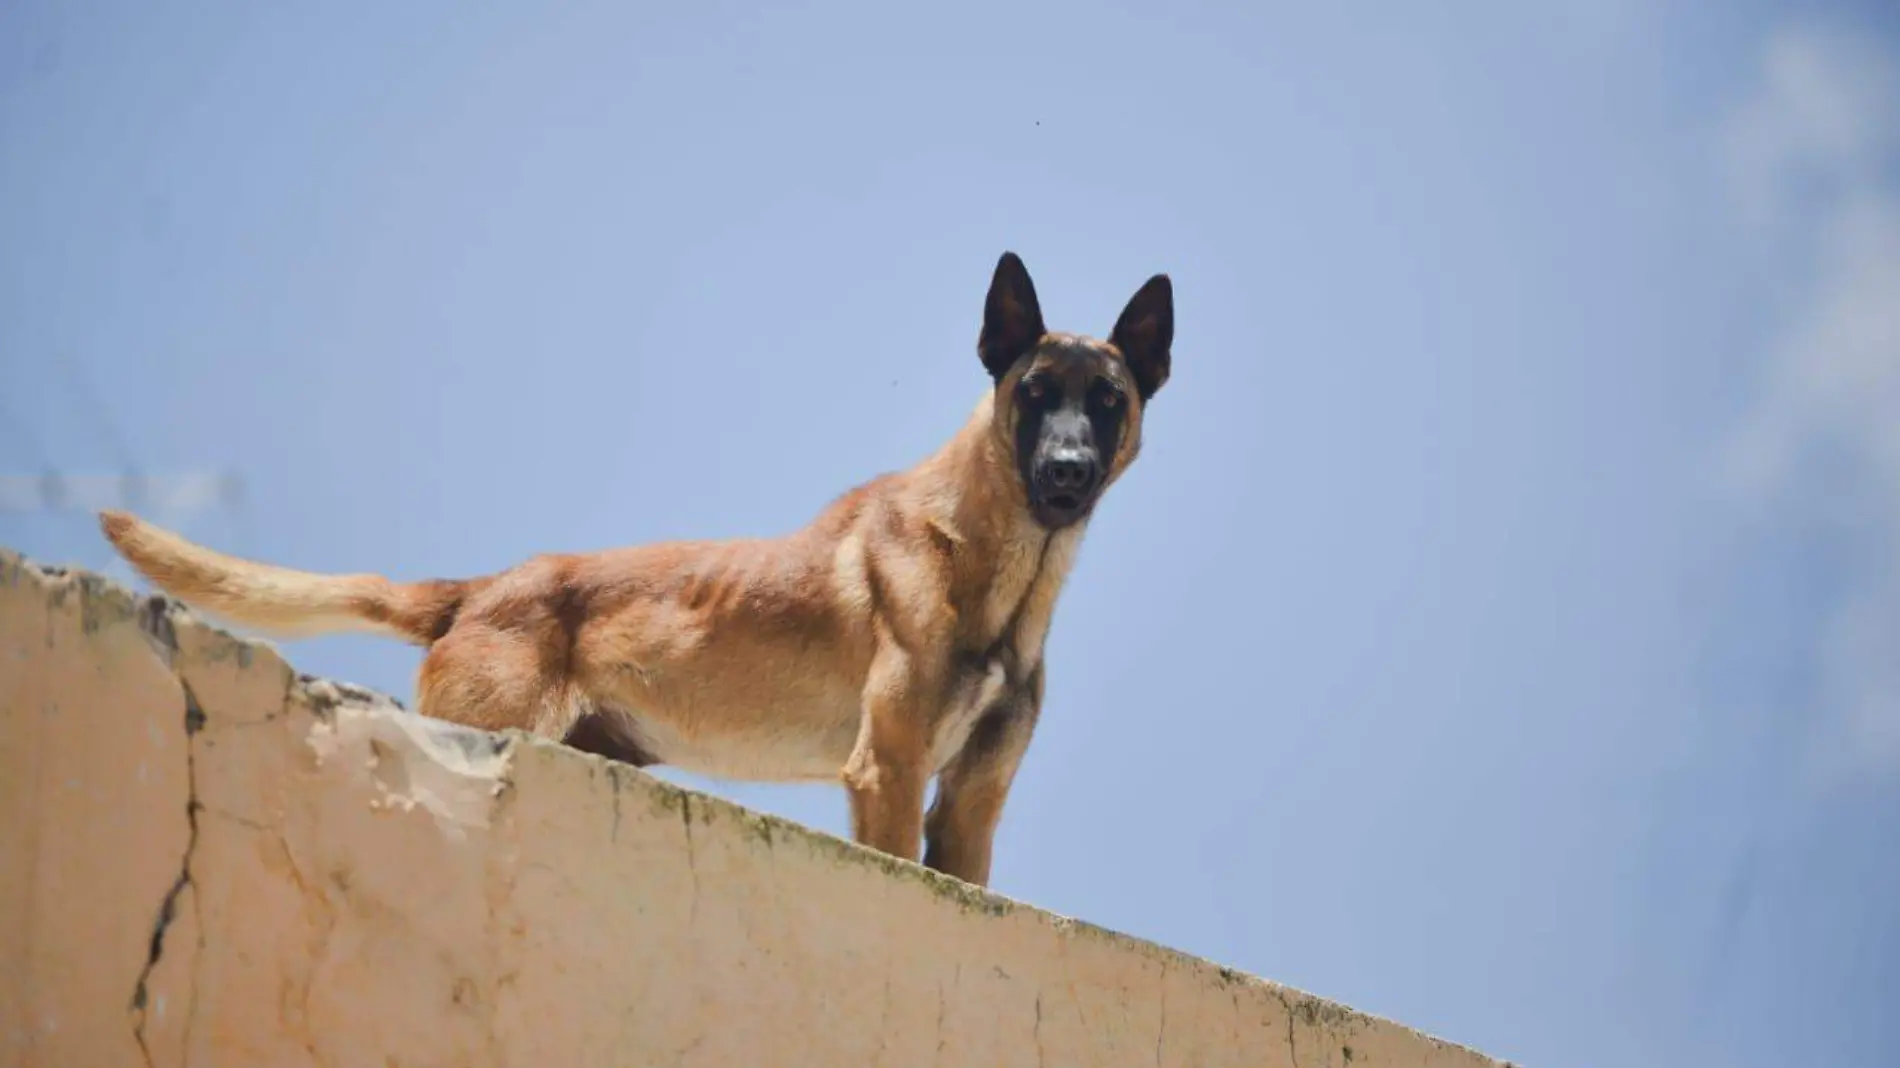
xmin=978 ymin=251 xmax=1173 ymax=530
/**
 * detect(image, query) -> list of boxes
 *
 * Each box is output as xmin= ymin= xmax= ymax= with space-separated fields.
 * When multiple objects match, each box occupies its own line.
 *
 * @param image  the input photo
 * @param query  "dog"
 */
xmin=98 ymin=251 xmax=1174 ymax=888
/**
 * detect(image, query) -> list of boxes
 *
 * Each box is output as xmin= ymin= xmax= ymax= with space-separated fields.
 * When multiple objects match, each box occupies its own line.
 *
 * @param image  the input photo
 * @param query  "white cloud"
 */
xmin=1719 ymin=21 xmax=1900 ymax=778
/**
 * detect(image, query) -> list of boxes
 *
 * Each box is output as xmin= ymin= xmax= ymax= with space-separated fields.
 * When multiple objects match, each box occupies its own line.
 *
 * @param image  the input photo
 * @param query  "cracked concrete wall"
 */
xmin=0 ymin=546 xmax=1515 ymax=1068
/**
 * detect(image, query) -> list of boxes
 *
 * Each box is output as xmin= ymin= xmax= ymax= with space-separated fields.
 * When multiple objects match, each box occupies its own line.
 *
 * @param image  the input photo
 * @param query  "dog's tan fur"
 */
xmin=98 ymin=251 xmax=1173 ymax=887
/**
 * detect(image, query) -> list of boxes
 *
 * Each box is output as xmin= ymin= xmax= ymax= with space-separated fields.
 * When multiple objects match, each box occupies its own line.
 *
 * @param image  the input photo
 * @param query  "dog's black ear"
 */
xmin=1110 ymin=273 xmax=1173 ymax=400
xmin=979 ymin=251 xmax=1046 ymax=381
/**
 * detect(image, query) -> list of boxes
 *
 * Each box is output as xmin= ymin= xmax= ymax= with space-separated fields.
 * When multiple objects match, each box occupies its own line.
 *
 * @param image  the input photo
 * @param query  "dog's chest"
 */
xmin=971 ymin=525 xmax=1084 ymax=668
xmin=929 ymin=657 xmax=1010 ymax=771
xmin=975 ymin=534 xmax=1046 ymax=643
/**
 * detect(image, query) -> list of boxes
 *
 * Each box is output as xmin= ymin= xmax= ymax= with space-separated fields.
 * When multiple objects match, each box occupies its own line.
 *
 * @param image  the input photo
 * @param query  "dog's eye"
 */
xmin=1100 ymin=389 xmax=1121 ymax=409
xmin=1023 ymin=379 xmax=1047 ymax=402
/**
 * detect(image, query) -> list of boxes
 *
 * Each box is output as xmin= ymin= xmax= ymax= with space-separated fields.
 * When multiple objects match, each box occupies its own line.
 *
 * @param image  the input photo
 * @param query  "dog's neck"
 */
xmin=943 ymin=390 xmax=1088 ymax=671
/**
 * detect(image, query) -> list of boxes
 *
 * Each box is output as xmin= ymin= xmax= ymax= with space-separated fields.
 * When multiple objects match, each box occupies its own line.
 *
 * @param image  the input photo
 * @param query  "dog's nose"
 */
xmin=1044 ymin=455 xmax=1096 ymax=493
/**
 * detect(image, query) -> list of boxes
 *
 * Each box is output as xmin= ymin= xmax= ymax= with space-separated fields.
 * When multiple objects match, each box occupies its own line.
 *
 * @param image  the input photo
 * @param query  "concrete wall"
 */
xmin=0 ymin=546 xmax=1514 ymax=1068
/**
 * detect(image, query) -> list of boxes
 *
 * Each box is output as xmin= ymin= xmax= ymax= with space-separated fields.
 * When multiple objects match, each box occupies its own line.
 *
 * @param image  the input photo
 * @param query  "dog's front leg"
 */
xmin=923 ymin=663 xmax=1043 ymax=888
xmin=841 ymin=636 xmax=938 ymax=863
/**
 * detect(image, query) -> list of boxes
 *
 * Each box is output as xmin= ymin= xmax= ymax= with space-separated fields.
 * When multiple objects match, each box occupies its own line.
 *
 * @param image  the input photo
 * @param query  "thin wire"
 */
xmin=7 ymin=347 xmax=253 ymax=560
xmin=56 ymin=348 xmax=138 ymax=472
xmin=0 ymin=389 xmax=53 ymax=471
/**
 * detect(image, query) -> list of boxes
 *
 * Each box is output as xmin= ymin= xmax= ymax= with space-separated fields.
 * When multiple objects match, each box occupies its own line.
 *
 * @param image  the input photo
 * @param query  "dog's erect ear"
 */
xmin=979 ymin=251 xmax=1046 ymax=381
xmin=1111 ymin=273 xmax=1173 ymax=400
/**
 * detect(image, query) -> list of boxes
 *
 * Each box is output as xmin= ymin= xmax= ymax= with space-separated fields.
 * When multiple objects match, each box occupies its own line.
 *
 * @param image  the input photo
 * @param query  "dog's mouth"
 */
xmin=1031 ymin=491 xmax=1091 ymax=528
xmin=1042 ymin=492 xmax=1082 ymax=513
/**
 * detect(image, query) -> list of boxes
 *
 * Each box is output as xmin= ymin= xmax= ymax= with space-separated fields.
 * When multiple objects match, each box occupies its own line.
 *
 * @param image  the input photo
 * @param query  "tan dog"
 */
xmin=98 ymin=251 xmax=1174 ymax=888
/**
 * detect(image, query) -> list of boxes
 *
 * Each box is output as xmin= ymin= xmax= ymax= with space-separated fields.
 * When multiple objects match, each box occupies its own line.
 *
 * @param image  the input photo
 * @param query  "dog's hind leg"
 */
xmin=413 ymin=623 xmax=584 ymax=742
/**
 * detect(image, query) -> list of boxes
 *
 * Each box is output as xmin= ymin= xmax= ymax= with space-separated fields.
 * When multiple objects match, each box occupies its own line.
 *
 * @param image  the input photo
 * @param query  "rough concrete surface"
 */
xmin=0 ymin=545 xmax=1515 ymax=1067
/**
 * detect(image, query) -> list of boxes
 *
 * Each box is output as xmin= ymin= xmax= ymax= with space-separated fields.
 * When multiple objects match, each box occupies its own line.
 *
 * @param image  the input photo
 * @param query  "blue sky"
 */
xmin=4 ymin=2 xmax=1897 ymax=1065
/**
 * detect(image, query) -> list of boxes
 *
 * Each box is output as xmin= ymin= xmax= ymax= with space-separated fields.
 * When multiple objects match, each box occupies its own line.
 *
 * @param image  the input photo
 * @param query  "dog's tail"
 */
xmin=98 ymin=510 xmax=482 ymax=647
